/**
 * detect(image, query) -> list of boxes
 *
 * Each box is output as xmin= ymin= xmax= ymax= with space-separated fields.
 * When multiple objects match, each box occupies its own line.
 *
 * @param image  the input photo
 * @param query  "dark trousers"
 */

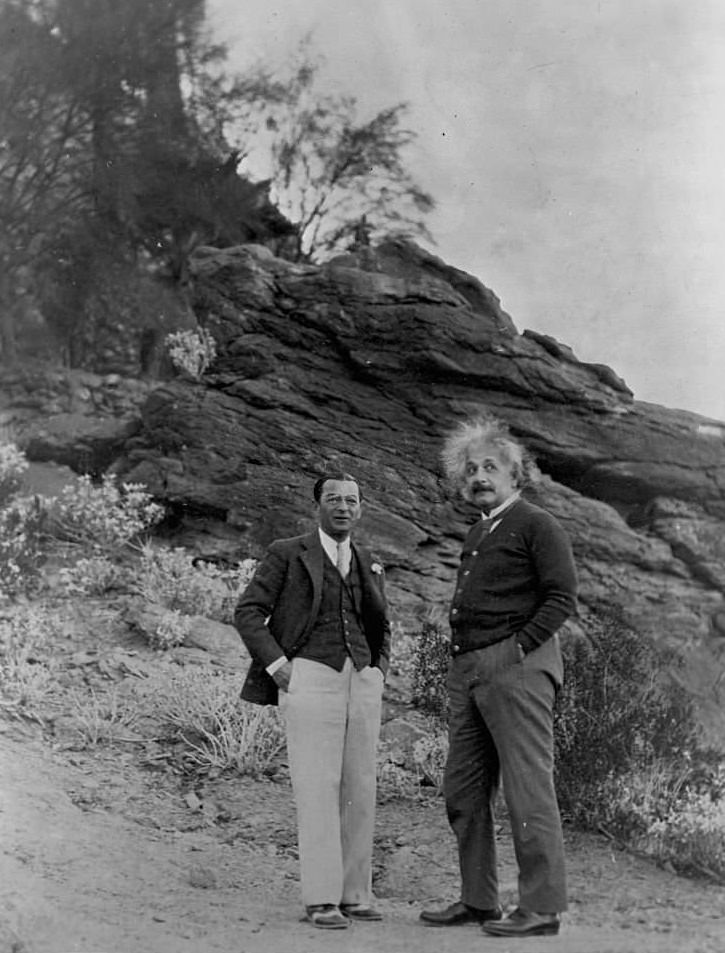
xmin=444 ymin=635 xmax=567 ymax=914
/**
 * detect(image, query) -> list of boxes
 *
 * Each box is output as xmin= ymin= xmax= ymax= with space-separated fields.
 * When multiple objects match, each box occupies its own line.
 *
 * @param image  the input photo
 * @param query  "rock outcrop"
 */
xmin=5 ymin=240 xmax=724 ymax=741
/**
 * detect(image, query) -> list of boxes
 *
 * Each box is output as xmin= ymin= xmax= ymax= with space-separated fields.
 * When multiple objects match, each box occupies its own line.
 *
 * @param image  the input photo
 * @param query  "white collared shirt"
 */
xmin=484 ymin=490 xmax=521 ymax=534
xmin=318 ymin=527 xmax=351 ymax=576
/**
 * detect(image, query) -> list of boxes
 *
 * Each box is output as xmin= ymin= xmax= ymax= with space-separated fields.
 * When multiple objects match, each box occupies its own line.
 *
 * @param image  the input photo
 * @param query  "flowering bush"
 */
xmin=649 ymin=767 xmax=725 ymax=879
xmin=0 ymin=442 xmax=28 ymax=506
xmin=0 ymin=496 xmax=49 ymax=598
xmin=590 ymin=760 xmax=725 ymax=882
xmin=134 ymin=543 xmax=256 ymax=624
xmin=58 ymin=556 xmax=130 ymax=596
xmin=149 ymin=608 xmax=193 ymax=650
xmin=51 ymin=473 xmax=164 ymax=552
xmin=0 ymin=604 xmax=60 ymax=716
xmin=410 ymin=617 xmax=450 ymax=718
xmin=0 ymin=442 xmax=47 ymax=598
xmin=165 ymin=327 xmax=217 ymax=379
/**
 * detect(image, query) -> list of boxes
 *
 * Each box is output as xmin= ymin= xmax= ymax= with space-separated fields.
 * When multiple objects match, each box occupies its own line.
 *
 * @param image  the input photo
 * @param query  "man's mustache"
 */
xmin=470 ymin=482 xmax=492 ymax=492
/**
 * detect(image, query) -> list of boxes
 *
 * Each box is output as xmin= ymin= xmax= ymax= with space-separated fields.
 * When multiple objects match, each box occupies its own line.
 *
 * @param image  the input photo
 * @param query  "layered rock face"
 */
xmin=109 ymin=240 xmax=725 ymax=740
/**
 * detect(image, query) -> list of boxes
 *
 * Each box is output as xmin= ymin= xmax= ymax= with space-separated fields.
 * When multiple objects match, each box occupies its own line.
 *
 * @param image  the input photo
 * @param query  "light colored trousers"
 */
xmin=279 ymin=657 xmax=384 ymax=907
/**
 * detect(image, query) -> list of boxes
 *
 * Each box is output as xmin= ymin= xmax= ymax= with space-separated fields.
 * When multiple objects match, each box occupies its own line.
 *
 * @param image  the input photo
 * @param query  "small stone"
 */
xmin=188 ymin=864 xmax=218 ymax=889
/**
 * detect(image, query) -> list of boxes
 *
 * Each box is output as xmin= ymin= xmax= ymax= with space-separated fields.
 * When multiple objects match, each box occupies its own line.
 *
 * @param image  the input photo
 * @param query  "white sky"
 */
xmin=208 ymin=0 xmax=725 ymax=422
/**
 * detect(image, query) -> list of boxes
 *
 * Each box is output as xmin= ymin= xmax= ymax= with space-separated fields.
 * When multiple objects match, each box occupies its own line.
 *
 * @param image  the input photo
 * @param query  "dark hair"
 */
xmin=313 ymin=471 xmax=362 ymax=502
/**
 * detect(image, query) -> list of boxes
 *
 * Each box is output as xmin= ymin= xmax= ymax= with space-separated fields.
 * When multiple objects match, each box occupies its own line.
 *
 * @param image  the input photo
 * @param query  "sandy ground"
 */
xmin=2 ymin=714 xmax=725 ymax=953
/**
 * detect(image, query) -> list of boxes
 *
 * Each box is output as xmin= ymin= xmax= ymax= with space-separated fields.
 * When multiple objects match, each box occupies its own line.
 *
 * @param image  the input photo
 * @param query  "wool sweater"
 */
xmin=449 ymin=497 xmax=577 ymax=655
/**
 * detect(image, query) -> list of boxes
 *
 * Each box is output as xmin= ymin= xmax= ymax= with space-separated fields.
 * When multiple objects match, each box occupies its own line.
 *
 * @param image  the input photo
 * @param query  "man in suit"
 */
xmin=234 ymin=472 xmax=391 ymax=930
xmin=420 ymin=414 xmax=577 ymax=938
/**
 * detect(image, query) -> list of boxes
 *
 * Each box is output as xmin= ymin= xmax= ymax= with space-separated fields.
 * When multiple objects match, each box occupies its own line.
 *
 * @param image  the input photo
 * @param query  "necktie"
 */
xmin=336 ymin=542 xmax=349 ymax=578
xmin=476 ymin=517 xmax=494 ymax=544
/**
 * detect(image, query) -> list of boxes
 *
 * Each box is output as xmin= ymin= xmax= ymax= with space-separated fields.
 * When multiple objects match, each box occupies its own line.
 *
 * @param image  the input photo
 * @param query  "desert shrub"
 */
xmin=50 ymin=473 xmax=164 ymax=551
xmin=0 ymin=495 xmax=49 ymax=598
xmin=134 ymin=543 xmax=256 ymax=624
xmin=412 ymin=723 xmax=449 ymax=794
xmin=410 ymin=617 xmax=450 ymax=718
xmin=0 ymin=442 xmax=28 ymax=505
xmin=0 ymin=443 xmax=49 ymax=598
xmin=554 ymin=605 xmax=699 ymax=826
xmin=646 ymin=763 xmax=725 ymax=880
xmin=585 ymin=758 xmax=725 ymax=882
xmin=135 ymin=670 xmax=284 ymax=777
xmin=165 ymin=327 xmax=217 ymax=379
xmin=58 ymin=555 xmax=131 ymax=596
xmin=0 ymin=604 xmax=61 ymax=717
xmin=148 ymin=608 xmax=193 ymax=650
xmin=554 ymin=605 xmax=725 ymax=881
xmin=68 ymin=687 xmax=138 ymax=748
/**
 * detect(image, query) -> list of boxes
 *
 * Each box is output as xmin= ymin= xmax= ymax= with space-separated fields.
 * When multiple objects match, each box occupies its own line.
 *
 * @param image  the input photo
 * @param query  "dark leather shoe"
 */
xmin=340 ymin=903 xmax=383 ymax=921
xmin=481 ymin=908 xmax=560 ymax=937
xmin=420 ymin=900 xmax=502 ymax=926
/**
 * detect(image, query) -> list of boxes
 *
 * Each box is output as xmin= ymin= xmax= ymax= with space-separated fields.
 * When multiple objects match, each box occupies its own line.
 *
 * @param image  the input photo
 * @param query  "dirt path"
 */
xmin=2 ymin=724 xmax=724 ymax=953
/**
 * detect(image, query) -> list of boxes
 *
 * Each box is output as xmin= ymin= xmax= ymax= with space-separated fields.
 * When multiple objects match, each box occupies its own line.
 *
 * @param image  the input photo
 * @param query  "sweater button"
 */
xmin=451 ymin=608 xmax=458 ymax=615
xmin=452 ymin=644 xmax=460 ymax=653
xmin=471 ymin=550 xmax=478 ymax=556
xmin=463 ymin=571 xmax=470 ymax=576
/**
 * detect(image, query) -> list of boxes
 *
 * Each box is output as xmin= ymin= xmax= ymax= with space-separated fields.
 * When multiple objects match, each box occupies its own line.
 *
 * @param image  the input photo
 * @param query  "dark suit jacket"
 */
xmin=234 ymin=531 xmax=391 ymax=705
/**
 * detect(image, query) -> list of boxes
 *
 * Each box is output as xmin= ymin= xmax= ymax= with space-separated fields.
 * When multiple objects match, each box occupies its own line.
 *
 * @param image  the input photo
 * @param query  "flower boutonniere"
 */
xmin=371 ymin=561 xmax=384 ymax=575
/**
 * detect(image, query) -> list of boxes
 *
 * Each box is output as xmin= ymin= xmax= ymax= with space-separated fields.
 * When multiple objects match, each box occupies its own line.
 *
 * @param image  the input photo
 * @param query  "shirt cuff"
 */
xmin=266 ymin=656 xmax=288 ymax=676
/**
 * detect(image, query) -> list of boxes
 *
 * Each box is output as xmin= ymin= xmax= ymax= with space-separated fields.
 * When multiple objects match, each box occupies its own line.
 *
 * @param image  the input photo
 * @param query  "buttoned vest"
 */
xmin=298 ymin=553 xmax=371 ymax=670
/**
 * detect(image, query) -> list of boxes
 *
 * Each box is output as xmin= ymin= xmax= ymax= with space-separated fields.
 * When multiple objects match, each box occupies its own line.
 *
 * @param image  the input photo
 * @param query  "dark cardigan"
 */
xmin=449 ymin=498 xmax=577 ymax=655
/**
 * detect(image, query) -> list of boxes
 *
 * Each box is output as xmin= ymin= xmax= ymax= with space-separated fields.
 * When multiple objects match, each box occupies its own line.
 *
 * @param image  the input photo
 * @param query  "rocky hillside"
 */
xmin=4 ymin=240 xmax=725 ymax=741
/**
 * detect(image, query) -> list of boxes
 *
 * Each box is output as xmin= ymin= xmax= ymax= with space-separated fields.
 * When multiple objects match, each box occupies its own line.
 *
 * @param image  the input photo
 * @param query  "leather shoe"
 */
xmin=304 ymin=904 xmax=349 ymax=929
xmin=340 ymin=903 xmax=383 ymax=921
xmin=481 ymin=907 xmax=560 ymax=937
xmin=420 ymin=900 xmax=502 ymax=926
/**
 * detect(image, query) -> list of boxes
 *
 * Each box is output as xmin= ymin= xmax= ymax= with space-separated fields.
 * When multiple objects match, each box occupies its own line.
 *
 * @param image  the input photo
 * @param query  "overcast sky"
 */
xmin=208 ymin=0 xmax=725 ymax=422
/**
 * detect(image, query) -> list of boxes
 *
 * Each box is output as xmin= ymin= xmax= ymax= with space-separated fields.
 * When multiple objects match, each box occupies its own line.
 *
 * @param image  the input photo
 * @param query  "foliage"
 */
xmin=0 ymin=604 xmax=60 ymax=718
xmin=412 ymin=723 xmax=449 ymax=794
xmin=0 ymin=442 xmax=29 ymax=504
xmin=0 ymin=0 xmax=291 ymax=363
xmin=165 ymin=327 xmax=217 ymax=379
xmin=68 ymin=686 xmax=138 ymax=748
xmin=0 ymin=442 xmax=48 ymax=598
xmin=579 ymin=758 xmax=725 ymax=883
xmin=134 ymin=543 xmax=256 ymax=625
xmin=554 ymin=605 xmax=699 ymax=824
xmin=410 ymin=617 xmax=450 ymax=719
xmin=148 ymin=608 xmax=193 ymax=651
xmin=256 ymin=48 xmax=435 ymax=261
xmin=0 ymin=0 xmax=92 ymax=359
xmin=555 ymin=605 xmax=725 ymax=882
xmin=137 ymin=670 xmax=285 ymax=777
xmin=645 ymin=763 xmax=725 ymax=881
xmin=58 ymin=555 xmax=129 ymax=596
xmin=50 ymin=473 xmax=164 ymax=552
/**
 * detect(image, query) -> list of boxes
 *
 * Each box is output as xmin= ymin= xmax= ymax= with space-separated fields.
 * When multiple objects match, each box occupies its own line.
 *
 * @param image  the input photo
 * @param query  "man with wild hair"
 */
xmin=420 ymin=413 xmax=577 ymax=938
